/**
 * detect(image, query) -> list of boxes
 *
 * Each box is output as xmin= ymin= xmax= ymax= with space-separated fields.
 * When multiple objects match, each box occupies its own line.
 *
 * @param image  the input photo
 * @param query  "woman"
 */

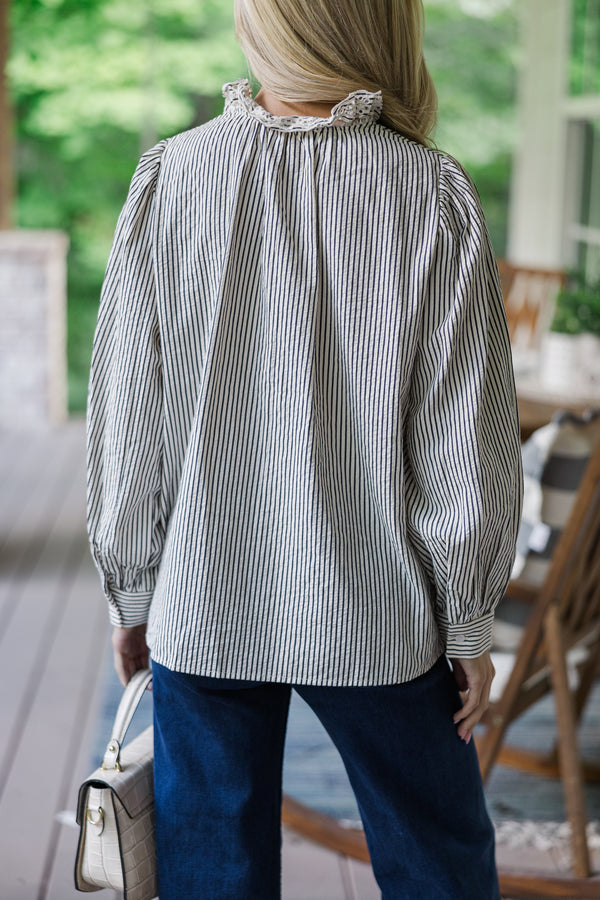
xmin=87 ymin=0 xmax=523 ymax=897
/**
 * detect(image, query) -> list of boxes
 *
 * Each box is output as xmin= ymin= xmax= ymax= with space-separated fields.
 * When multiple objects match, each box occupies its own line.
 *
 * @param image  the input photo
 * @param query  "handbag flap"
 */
xmin=77 ymin=726 xmax=154 ymax=822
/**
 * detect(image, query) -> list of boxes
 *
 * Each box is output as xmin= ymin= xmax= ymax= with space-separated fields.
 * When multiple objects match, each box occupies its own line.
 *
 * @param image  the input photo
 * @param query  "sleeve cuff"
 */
xmin=107 ymin=588 xmax=153 ymax=627
xmin=438 ymin=611 xmax=495 ymax=658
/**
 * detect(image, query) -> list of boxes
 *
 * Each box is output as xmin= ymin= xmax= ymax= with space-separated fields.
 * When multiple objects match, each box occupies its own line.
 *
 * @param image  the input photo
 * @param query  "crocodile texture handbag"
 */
xmin=74 ymin=668 xmax=156 ymax=900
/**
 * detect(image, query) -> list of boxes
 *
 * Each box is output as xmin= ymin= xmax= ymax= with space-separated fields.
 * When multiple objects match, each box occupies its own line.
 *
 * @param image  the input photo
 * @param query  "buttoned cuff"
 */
xmin=107 ymin=588 xmax=153 ymax=628
xmin=438 ymin=611 xmax=495 ymax=658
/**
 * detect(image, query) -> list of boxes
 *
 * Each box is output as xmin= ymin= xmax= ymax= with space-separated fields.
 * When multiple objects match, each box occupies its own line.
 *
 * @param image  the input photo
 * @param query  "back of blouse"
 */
xmin=86 ymin=78 xmax=523 ymax=686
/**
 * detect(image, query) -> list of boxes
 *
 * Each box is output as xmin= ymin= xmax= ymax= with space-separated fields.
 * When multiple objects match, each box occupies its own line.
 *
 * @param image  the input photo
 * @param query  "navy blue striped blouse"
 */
xmin=86 ymin=78 xmax=523 ymax=685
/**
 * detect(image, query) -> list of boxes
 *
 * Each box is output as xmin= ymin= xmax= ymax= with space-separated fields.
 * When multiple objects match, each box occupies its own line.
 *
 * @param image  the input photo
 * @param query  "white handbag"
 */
xmin=75 ymin=668 xmax=157 ymax=900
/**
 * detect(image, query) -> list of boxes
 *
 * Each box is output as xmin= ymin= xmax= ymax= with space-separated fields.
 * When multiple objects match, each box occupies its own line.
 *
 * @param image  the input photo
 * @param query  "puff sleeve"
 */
xmin=404 ymin=154 xmax=523 ymax=658
xmin=86 ymin=141 xmax=168 ymax=627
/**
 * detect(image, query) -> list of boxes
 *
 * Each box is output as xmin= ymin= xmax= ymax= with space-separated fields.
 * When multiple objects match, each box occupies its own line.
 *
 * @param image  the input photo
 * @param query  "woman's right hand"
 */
xmin=112 ymin=624 xmax=149 ymax=686
xmin=449 ymin=651 xmax=495 ymax=744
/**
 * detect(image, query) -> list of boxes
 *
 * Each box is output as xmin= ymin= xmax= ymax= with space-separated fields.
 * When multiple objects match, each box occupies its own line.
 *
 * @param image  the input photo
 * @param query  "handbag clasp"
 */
xmin=86 ymin=807 xmax=105 ymax=835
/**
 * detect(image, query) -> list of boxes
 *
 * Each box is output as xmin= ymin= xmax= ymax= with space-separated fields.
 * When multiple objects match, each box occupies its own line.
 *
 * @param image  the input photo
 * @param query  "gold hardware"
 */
xmin=101 ymin=740 xmax=122 ymax=771
xmin=87 ymin=807 xmax=105 ymax=834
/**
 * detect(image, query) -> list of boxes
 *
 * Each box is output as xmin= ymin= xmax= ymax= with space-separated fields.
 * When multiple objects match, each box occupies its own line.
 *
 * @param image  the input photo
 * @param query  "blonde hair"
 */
xmin=234 ymin=0 xmax=437 ymax=147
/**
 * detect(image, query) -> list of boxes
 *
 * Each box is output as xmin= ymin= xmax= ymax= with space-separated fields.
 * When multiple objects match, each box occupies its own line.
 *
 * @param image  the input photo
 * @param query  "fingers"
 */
xmin=113 ymin=646 xmax=149 ymax=686
xmin=449 ymin=653 xmax=495 ymax=745
xmin=452 ymin=688 xmax=488 ymax=744
xmin=112 ymin=625 xmax=149 ymax=686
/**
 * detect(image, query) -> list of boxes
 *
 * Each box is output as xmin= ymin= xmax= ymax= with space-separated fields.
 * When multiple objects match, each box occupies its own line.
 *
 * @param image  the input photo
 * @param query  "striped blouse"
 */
xmin=86 ymin=77 xmax=523 ymax=686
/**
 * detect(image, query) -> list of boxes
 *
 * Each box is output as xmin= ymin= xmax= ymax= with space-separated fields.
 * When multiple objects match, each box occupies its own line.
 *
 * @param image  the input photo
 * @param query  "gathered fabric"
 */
xmin=86 ymin=78 xmax=523 ymax=686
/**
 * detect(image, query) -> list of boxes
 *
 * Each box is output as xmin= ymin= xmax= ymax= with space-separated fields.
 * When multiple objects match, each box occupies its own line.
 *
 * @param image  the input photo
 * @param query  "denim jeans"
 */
xmin=152 ymin=655 xmax=500 ymax=900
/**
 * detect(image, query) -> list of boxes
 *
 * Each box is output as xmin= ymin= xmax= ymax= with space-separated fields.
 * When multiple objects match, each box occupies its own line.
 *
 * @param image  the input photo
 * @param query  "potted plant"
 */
xmin=541 ymin=271 xmax=600 ymax=394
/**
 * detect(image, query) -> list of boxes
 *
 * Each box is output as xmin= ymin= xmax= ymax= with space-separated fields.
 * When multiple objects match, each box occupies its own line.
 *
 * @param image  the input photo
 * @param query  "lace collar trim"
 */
xmin=222 ymin=78 xmax=382 ymax=132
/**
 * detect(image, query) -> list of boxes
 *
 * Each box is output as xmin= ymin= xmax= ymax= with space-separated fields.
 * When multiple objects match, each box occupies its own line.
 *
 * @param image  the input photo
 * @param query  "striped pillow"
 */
xmin=492 ymin=408 xmax=600 ymax=651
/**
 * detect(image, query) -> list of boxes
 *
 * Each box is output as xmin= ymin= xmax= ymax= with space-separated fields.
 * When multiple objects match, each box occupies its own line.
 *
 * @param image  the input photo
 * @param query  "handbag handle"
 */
xmin=101 ymin=667 xmax=153 ymax=771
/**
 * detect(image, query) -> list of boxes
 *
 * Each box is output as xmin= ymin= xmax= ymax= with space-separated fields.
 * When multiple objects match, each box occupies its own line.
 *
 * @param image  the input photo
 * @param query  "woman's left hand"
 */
xmin=112 ymin=624 xmax=149 ymax=686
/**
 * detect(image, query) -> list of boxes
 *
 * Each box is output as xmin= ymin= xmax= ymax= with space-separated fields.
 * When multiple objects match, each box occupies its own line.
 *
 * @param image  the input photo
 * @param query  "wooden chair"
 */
xmin=497 ymin=261 xmax=568 ymax=440
xmin=476 ymin=424 xmax=600 ymax=897
xmin=282 ymin=424 xmax=600 ymax=898
xmin=496 ymin=260 xmax=566 ymax=356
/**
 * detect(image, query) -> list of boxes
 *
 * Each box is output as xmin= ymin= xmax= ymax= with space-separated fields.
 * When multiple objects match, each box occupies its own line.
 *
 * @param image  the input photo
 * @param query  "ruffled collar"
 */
xmin=222 ymin=78 xmax=382 ymax=132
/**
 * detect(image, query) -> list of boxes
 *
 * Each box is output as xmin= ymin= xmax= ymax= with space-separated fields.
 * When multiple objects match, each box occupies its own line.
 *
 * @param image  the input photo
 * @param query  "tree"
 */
xmin=0 ymin=0 xmax=13 ymax=228
xmin=425 ymin=0 xmax=518 ymax=167
xmin=10 ymin=0 xmax=246 ymax=409
xmin=423 ymin=0 xmax=518 ymax=254
xmin=9 ymin=0 xmax=518 ymax=410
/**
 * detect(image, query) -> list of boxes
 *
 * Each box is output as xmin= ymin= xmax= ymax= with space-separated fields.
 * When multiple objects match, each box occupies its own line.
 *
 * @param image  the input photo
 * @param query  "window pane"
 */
xmin=579 ymin=121 xmax=600 ymax=229
xmin=575 ymin=240 xmax=600 ymax=279
xmin=570 ymin=0 xmax=600 ymax=96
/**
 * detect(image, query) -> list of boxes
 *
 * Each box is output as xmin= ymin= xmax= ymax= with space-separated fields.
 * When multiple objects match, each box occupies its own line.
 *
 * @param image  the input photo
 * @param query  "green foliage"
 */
xmin=10 ymin=0 xmax=246 ymax=411
xmin=463 ymin=154 xmax=513 ymax=255
xmin=9 ymin=0 xmax=518 ymax=412
xmin=424 ymin=0 xmax=518 ymax=167
xmin=551 ymin=271 xmax=600 ymax=336
xmin=570 ymin=0 xmax=600 ymax=96
xmin=422 ymin=0 xmax=518 ymax=255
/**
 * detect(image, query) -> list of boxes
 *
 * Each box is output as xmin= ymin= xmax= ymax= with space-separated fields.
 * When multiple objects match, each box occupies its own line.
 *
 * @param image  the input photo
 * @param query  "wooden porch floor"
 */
xmin=0 ymin=421 xmax=117 ymax=899
xmin=0 ymin=421 xmax=379 ymax=900
xmin=0 ymin=421 xmax=598 ymax=899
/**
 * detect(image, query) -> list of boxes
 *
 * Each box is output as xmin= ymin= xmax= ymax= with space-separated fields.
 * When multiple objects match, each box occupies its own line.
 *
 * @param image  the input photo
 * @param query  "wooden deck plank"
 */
xmin=0 ymin=547 xmax=109 ymax=897
xmin=42 ymin=568 xmax=119 ymax=900
xmin=44 ymin=650 xmax=121 ymax=900
xmin=0 ymin=424 xmax=86 ymax=645
xmin=0 ymin=459 xmax=69 ymax=585
xmin=0 ymin=434 xmax=88 ymax=772
xmin=0 ymin=534 xmax=87 ymax=784
xmin=0 ymin=423 xmax=84 ymax=542
xmin=0 ymin=431 xmax=43 ymax=534
xmin=282 ymin=830 xmax=379 ymax=899
xmin=0 ymin=421 xmax=115 ymax=899
xmin=0 ymin=552 xmax=81 ymax=802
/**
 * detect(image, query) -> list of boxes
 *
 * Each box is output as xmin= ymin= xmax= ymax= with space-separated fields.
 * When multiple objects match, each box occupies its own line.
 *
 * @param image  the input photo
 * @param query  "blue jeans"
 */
xmin=152 ymin=655 xmax=500 ymax=900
